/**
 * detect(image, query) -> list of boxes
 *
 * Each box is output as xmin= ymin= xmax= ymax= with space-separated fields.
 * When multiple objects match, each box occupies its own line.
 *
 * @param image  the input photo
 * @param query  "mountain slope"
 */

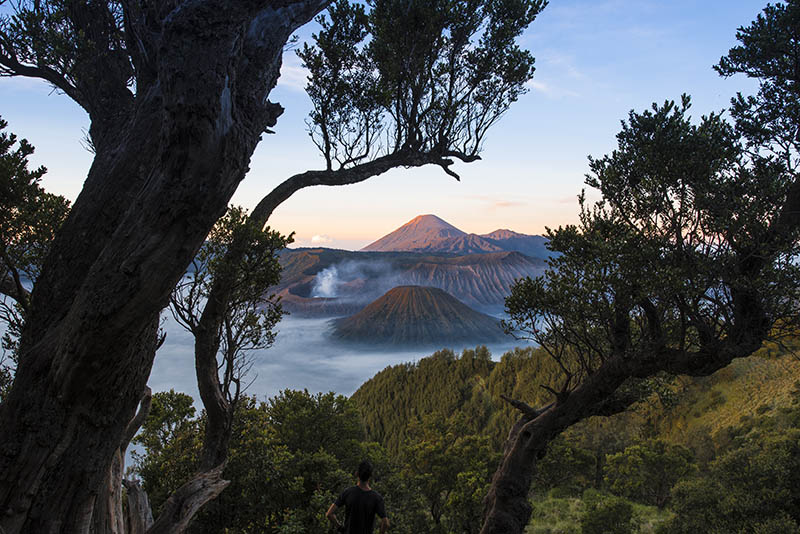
xmin=332 ymin=286 xmax=507 ymax=345
xmin=360 ymin=214 xmax=549 ymax=257
xmin=276 ymin=248 xmax=546 ymax=316
xmin=362 ymin=214 xmax=470 ymax=252
xmin=481 ymin=229 xmax=550 ymax=258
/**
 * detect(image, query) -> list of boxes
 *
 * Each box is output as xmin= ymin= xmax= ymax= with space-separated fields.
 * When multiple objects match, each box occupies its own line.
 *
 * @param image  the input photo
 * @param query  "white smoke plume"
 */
xmin=309 ymin=260 xmax=406 ymax=301
xmin=311 ymin=266 xmax=340 ymax=297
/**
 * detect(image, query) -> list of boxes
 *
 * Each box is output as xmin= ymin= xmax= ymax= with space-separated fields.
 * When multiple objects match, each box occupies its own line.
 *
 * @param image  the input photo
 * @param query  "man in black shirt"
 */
xmin=326 ymin=460 xmax=389 ymax=534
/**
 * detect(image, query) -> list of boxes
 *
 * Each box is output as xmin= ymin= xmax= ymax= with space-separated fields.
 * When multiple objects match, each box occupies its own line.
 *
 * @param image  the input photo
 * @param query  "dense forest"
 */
xmin=132 ymin=345 xmax=800 ymax=533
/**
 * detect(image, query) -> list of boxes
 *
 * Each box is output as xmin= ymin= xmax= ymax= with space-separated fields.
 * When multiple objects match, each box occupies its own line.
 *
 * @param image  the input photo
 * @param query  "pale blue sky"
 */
xmin=0 ymin=0 xmax=766 ymax=249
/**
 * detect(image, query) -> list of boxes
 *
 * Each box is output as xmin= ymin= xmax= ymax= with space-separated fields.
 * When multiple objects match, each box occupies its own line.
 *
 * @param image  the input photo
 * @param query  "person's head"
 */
xmin=356 ymin=460 xmax=373 ymax=483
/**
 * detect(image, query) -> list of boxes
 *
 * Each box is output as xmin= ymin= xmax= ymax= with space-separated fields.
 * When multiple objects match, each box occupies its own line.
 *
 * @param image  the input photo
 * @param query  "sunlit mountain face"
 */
xmin=332 ymin=285 xmax=508 ymax=347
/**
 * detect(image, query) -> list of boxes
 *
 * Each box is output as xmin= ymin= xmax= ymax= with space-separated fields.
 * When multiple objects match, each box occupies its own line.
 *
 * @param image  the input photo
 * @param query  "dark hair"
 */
xmin=357 ymin=460 xmax=373 ymax=482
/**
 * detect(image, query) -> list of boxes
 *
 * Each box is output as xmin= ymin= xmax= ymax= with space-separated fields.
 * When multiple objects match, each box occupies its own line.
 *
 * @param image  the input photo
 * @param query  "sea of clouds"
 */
xmin=149 ymin=314 xmax=528 ymax=404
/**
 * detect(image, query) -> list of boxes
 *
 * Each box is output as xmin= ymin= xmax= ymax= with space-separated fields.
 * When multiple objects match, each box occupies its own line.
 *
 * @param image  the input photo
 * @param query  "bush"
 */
xmin=604 ymin=439 xmax=694 ymax=508
xmin=580 ymin=493 xmax=638 ymax=534
xmin=660 ymin=430 xmax=800 ymax=534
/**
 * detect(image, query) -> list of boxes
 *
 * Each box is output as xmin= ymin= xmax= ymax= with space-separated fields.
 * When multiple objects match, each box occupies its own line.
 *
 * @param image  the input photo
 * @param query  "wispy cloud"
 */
xmin=493 ymin=200 xmax=524 ymax=209
xmin=526 ymin=78 xmax=581 ymax=99
xmin=526 ymin=50 xmax=584 ymax=99
xmin=311 ymin=234 xmax=333 ymax=244
xmin=463 ymin=195 xmax=528 ymax=212
xmin=277 ymin=53 xmax=309 ymax=92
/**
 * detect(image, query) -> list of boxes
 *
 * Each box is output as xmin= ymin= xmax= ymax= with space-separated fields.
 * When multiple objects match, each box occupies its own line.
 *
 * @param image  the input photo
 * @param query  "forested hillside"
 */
xmin=353 ymin=345 xmax=800 ymax=456
xmin=132 ymin=345 xmax=800 ymax=534
xmin=351 ymin=346 xmax=564 ymax=451
xmin=353 ymin=346 xmax=800 ymax=533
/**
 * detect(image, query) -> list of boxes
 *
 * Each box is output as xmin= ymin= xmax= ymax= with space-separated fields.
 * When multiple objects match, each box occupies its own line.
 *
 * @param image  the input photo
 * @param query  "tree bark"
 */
xmin=90 ymin=388 xmax=153 ymax=534
xmin=145 ymin=466 xmax=229 ymax=534
xmin=122 ymin=481 xmax=154 ymax=534
xmin=0 ymin=2 xmax=330 ymax=533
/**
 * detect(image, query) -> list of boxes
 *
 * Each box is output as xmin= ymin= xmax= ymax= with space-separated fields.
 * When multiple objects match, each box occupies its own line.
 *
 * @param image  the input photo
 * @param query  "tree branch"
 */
xmin=499 ymin=394 xmax=550 ymax=419
xmin=251 ymin=149 xmax=471 ymax=225
xmin=0 ymin=44 xmax=86 ymax=109
xmin=120 ymin=386 xmax=152 ymax=453
xmin=145 ymin=464 xmax=230 ymax=534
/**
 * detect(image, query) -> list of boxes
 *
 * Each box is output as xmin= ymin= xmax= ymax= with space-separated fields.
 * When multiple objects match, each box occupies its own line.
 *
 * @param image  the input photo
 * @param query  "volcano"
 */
xmin=361 ymin=214 xmax=548 ymax=256
xmin=332 ymin=285 xmax=508 ymax=346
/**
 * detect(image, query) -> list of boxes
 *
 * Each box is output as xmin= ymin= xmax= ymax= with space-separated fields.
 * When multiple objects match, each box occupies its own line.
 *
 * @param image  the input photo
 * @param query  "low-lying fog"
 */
xmin=150 ymin=314 xmax=530 ymax=402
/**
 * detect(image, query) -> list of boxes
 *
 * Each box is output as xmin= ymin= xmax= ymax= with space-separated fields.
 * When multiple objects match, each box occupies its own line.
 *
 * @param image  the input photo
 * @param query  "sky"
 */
xmin=0 ymin=0 xmax=767 ymax=250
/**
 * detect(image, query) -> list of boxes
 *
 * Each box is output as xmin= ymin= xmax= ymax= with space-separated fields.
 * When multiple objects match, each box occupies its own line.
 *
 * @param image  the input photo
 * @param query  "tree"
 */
xmin=400 ymin=412 xmax=498 ymax=534
xmin=132 ymin=391 xmax=201 ymax=517
xmin=603 ymin=439 xmax=694 ymax=508
xmin=480 ymin=2 xmax=800 ymax=532
xmin=0 ymin=0 xmax=545 ymax=532
xmin=580 ymin=493 xmax=638 ymax=534
xmin=0 ymin=116 xmax=70 ymax=401
xmin=168 ymin=205 xmax=288 ymax=489
xmin=661 ymin=430 xmax=800 ymax=534
xmin=659 ymin=383 xmax=800 ymax=533
xmin=133 ymin=390 xmax=367 ymax=534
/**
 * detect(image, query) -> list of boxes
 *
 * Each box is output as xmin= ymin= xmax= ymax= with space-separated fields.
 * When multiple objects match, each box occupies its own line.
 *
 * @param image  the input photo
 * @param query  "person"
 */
xmin=326 ymin=460 xmax=389 ymax=534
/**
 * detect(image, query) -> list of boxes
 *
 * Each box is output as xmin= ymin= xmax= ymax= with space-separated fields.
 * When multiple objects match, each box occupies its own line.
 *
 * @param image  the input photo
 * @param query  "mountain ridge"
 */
xmin=361 ymin=214 xmax=548 ymax=256
xmin=276 ymin=248 xmax=546 ymax=316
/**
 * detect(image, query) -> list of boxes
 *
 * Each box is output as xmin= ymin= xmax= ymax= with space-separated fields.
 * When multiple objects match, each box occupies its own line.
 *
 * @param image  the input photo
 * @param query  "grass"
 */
xmin=655 ymin=353 xmax=800 ymax=447
xmin=524 ymin=494 xmax=672 ymax=534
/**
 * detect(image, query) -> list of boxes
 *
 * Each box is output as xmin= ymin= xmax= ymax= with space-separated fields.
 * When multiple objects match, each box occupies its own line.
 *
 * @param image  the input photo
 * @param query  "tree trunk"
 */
xmin=146 ymin=466 xmax=229 ymax=534
xmin=92 ymin=450 xmax=126 ymax=534
xmin=0 ymin=2 xmax=330 ymax=532
xmin=123 ymin=481 xmax=154 ymax=534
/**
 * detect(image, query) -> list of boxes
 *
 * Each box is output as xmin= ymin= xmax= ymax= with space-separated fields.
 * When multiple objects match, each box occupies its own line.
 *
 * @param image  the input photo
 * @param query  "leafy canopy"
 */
xmin=298 ymin=0 xmax=546 ymax=175
xmin=504 ymin=94 xmax=800 ymax=391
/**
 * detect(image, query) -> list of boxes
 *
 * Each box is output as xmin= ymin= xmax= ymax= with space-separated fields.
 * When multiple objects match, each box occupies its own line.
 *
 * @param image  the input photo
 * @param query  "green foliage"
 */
xmin=604 ymin=440 xmax=694 ymax=508
xmin=352 ymin=346 xmax=498 ymax=452
xmin=134 ymin=390 xmax=196 ymax=456
xmin=298 ymin=0 xmax=546 ymax=172
xmin=132 ymin=391 xmax=201 ymax=513
xmin=134 ymin=390 xmax=372 ymax=533
xmin=580 ymin=492 xmax=638 ymax=534
xmin=660 ymin=386 xmax=800 ymax=534
xmin=0 ymin=116 xmax=69 ymax=401
xmin=534 ymin=438 xmax=596 ymax=497
xmin=715 ymin=0 xmax=800 ymax=159
xmin=401 ymin=412 xmax=499 ymax=533
xmin=170 ymin=206 xmax=290 ymax=401
xmin=526 ymin=494 xmax=670 ymax=534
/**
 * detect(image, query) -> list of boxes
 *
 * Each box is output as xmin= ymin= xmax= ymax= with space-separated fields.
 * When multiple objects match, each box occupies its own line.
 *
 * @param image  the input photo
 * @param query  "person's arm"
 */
xmin=379 ymin=516 xmax=390 ymax=533
xmin=326 ymin=503 xmax=341 ymax=530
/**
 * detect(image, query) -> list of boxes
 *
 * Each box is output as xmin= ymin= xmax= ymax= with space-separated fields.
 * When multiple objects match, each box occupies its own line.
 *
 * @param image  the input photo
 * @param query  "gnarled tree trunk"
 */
xmin=0 ymin=2 xmax=330 ymax=532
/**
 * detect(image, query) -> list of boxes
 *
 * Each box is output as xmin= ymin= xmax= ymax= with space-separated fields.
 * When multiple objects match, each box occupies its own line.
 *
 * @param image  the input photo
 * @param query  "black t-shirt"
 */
xmin=335 ymin=486 xmax=387 ymax=534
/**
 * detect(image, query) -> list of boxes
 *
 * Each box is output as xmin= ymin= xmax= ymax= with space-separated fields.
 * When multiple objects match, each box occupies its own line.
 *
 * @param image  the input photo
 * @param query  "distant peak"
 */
xmin=361 ymin=214 xmax=465 ymax=252
xmin=404 ymin=214 xmax=458 ymax=229
xmin=482 ymin=229 xmax=522 ymax=239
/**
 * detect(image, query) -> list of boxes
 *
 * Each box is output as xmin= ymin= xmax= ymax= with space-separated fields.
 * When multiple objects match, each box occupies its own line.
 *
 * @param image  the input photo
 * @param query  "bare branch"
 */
xmin=499 ymin=394 xmax=549 ymax=419
xmin=120 ymin=386 xmax=152 ymax=453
